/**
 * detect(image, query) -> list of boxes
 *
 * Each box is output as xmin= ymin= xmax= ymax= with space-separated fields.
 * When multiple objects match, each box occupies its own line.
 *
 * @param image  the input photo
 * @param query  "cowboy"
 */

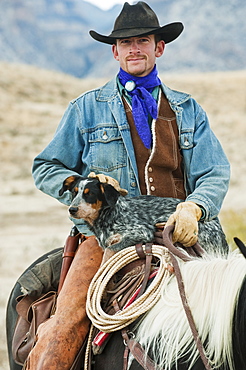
xmin=33 ymin=1 xmax=230 ymax=247
xmin=25 ymin=2 xmax=230 ymax=368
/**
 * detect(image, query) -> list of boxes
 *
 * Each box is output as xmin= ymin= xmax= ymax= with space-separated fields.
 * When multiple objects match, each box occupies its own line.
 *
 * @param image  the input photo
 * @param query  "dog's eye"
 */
xmin=84 ymin=188 xmax=90 ymax=195
xmin=71 ymin=187 xmax=79 ymax=200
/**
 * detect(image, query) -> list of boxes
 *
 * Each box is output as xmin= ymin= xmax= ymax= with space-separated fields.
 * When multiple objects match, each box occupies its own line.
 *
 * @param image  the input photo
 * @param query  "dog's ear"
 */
xmin=100 ymin=183 xmax=120 ymax=207
xmin=59 ymin=175 xmax=82 ymax=196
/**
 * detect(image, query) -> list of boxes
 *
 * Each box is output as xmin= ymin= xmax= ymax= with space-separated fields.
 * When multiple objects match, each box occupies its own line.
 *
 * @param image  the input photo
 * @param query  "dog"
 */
xmin=59 ymin=175 xmax=229 ymax=254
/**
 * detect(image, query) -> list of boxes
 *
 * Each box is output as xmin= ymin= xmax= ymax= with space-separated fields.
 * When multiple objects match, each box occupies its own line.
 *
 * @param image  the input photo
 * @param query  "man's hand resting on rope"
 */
xmin=88 ymin=172 xmax=128 ymax=196
xmin=165 ymin=201 xmax=202 ymax=247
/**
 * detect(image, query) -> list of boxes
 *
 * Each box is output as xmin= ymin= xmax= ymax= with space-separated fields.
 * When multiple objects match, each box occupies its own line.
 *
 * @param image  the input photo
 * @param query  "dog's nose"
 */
xmin=69 ymin=206 xmax=79 ymax=215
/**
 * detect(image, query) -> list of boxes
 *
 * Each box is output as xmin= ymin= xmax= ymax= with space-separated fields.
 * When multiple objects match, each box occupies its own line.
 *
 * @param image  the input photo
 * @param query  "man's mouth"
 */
xmin=126 ymin=56 xmax=146 ymax=62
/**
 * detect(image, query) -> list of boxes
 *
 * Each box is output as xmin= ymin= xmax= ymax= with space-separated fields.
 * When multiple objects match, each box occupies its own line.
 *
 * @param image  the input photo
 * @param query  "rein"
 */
xmin=161 ymin=225 xmax=212 ymax=370
xmin=123 ymin=226 xmax=212 ymax=370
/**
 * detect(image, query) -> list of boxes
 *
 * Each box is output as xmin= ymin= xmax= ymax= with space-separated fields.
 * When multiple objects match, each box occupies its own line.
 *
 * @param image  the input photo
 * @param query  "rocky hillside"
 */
xmin=0 ymin=0 xmax=245 ymax=77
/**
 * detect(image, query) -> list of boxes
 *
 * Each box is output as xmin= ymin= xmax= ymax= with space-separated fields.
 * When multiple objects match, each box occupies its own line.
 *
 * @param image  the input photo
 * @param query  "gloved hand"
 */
xmin=88 ymin=172 xmax=128 ymax=196
xmin=165 ymin=201 xmax=202 ymax=247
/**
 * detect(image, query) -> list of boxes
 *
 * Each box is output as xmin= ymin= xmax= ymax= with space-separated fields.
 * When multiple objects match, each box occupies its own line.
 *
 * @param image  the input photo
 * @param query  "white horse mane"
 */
xmin=133 ymin=249 xmax=246 ymax=370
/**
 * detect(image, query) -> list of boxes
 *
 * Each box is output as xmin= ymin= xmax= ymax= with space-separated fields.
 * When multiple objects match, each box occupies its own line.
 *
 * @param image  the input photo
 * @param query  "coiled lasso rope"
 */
xmin=86 ymin=244 xmax=173 ymax=333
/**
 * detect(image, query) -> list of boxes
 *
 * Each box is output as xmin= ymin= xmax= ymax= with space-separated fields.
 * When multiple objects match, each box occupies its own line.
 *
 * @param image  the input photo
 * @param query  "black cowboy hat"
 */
xmin=89 ymin=1 xmax=184 ymax=45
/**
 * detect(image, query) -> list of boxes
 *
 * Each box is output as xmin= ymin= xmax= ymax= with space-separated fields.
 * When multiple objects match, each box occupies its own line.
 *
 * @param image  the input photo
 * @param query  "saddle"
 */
xmin=11 ymin=225 xmax=211 ymax=370
xmin=92 ymin=243 xmax=157 ymax=356
xmin=85 ymin=226 xmax=212 ymax=370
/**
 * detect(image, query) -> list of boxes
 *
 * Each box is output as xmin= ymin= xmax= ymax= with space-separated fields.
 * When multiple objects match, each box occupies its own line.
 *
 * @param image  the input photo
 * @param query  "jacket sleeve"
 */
xmin=183 ymin=101 xmax=230 ymax=221
xmin=32 ymin=102 xmax=85 ymax=206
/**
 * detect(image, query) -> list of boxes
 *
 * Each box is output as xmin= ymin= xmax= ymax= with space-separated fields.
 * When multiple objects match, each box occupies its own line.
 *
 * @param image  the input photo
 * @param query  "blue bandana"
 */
xmin=118 ymin=66 xmax=161 ymax=149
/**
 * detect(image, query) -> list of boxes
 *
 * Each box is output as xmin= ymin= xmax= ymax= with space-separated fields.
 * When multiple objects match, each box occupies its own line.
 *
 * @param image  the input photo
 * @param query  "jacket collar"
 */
xmin=160 ymin=83 xmax=190 ymax=105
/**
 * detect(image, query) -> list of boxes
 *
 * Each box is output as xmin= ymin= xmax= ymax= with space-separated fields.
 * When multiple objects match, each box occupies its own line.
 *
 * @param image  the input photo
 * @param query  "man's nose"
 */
xmin=130 ymin=41 xmax=140 ymax=52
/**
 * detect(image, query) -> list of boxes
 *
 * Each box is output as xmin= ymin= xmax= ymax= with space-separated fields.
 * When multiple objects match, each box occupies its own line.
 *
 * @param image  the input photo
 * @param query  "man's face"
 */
xmin=112 ymin=35 xmax=165 ymax=77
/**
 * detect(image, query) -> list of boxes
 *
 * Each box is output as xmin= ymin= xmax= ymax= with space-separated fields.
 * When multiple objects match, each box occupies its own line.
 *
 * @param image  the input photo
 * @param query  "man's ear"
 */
xmin=112 ymin=44 xmax=119 ymax=61
xmin=155 ymin=40 xmax=165 ymax=58
xmin=100 ymin=183 xmax=120 ymax=207
xmin=59 ymin=175 xmax=82 ymax=196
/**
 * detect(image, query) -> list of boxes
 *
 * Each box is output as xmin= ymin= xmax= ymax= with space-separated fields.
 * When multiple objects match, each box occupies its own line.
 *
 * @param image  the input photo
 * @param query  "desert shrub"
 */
xmin=220 ymin=209 xmax=246 ymax=249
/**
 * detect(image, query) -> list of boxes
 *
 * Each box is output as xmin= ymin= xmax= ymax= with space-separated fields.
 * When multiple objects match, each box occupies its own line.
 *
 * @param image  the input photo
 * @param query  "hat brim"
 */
xmin=89 ymin=22 xmax=184 ymax=45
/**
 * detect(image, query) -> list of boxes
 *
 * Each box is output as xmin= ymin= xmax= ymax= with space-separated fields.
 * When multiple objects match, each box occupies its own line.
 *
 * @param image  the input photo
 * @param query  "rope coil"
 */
xmin=86 ymin=244 xmax=173 ymax=333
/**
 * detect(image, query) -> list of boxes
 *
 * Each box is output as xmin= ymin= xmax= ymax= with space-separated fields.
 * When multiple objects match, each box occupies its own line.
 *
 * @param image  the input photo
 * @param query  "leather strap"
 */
xmin=113 ymin=244 xmax=159 ymax=370
xmin=112 ymin=299 xmax=158 ymax=370
xmin=136 ymin=243 xmax=153 ymax=299
xmin=58 ymin=227 xmax=84 ymax=294
xmin=124 ymin=334 xmax=159 ymax=370
xmin=162 ymin=225 xmax=212 ymax=370
xmin=135 ymin=243 xmax=146 ymax=259
xmin=106 ymin=267 xmax=145 ymax=312
xmin=63 ymin=251 xmax=77 ymax=258
xmin=155 ymin=224 xmax=205 ymax=260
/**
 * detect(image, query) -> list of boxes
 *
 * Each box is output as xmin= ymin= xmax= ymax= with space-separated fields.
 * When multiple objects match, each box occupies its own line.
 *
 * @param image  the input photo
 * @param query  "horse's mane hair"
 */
xmin=133 ymin=250 xmax=246 ymax=370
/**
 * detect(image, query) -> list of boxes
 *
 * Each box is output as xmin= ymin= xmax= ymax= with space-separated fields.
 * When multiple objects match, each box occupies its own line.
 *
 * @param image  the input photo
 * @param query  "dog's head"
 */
xmin=59 ymin=175 xmax=120 ymax=225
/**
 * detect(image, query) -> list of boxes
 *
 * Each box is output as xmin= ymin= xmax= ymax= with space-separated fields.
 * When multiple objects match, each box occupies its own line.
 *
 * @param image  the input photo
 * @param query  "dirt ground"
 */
xmin=0 ymin=62 xmax=246 ymax=369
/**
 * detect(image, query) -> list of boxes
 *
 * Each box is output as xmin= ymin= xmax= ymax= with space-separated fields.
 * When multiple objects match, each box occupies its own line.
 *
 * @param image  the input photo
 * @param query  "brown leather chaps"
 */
xmin=25 ymin=236 xmax=103 ymax=370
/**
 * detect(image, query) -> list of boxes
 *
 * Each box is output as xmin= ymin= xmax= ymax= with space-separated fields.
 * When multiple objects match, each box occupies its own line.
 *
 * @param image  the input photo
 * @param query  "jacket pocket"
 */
xmin=88 ymin=126 xmax=127 ymax=172
xmin=180 ymin=130 xmax=194 ymax=150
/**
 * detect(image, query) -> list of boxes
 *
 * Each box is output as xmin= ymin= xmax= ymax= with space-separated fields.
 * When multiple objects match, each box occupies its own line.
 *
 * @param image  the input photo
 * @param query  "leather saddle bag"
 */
xmin=12 ymin=291 xmax=57 ymax=365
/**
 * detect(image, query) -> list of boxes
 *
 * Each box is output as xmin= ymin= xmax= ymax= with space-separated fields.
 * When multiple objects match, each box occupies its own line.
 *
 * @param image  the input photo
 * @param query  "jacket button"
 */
xmin=150 ymin=186 xmax=155 ymax=191
xmin=148 ymin=167 xmax=153 ymax=172
xmin=149 ymin=177 xmax=153 ymax=183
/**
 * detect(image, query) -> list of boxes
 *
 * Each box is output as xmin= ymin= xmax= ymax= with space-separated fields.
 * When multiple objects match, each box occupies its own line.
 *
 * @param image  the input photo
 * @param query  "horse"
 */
xmin=84 ymin=237 xmax=246 ymax=370
xmin=6 ymin=238 xmax=246 ymax=370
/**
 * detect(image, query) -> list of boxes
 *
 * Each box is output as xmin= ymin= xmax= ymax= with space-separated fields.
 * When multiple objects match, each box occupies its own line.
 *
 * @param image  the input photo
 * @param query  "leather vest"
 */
xmin=123 ymin=92 xmax=186 ymax=200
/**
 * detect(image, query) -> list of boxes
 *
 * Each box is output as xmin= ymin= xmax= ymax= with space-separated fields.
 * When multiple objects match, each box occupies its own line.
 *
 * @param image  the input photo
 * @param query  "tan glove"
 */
xmin=165 ymin=201 xmax=202 ymax=247
xmin=88 ymin=172 xmax=128 ymax=196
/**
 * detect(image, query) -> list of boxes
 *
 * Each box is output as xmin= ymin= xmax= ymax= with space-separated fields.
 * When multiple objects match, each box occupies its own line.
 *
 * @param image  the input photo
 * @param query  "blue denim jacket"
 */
xmin=32 ymin=77 xmax=230 ymax=234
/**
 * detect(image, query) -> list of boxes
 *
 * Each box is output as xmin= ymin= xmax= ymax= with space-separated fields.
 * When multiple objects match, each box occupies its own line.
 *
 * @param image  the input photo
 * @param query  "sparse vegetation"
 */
xmin=221 ymin=209 xmax=246 ymax=248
